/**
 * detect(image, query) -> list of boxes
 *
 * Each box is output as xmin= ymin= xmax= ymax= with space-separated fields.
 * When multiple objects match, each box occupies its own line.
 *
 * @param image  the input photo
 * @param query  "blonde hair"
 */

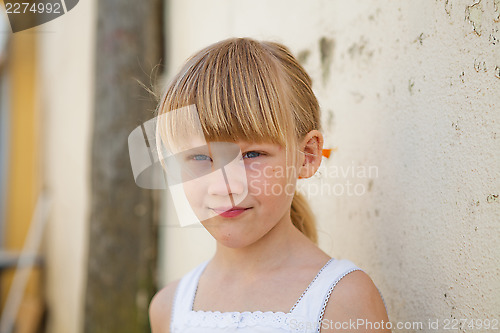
xmin=157 ymin=37 xmax=320 ymax=244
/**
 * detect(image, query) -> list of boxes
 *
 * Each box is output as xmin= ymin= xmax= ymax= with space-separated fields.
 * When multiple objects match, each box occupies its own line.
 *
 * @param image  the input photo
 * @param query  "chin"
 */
xmin=217 ymin=238 xmax=253 ymax=249
xmin=205 ymin=226 xmax=257 ymax=249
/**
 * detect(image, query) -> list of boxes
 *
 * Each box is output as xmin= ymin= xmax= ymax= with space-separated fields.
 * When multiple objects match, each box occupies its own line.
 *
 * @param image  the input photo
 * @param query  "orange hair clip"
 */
xmin=322 ymin=148 xmax=333 ymax=159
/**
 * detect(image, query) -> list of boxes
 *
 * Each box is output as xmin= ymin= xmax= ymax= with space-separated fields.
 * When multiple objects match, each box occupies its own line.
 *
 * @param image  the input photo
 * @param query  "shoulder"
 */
xmin=320 ymin=270 xmax=391 ymax=332
xmin=149 ymin=279 xmax=180 ymax=333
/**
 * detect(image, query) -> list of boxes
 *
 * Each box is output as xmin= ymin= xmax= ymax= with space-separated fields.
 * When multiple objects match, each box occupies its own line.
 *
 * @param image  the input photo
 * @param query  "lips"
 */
xmin=211 ymin=206 xmax=251 ymax=218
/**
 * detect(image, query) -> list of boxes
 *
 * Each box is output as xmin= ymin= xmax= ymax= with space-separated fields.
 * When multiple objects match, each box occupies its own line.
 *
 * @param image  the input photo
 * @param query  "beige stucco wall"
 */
xmin=162 ymin=0 xmax=500 ymax=328
xmin=37 ymin=1 xmax=96 ymax=332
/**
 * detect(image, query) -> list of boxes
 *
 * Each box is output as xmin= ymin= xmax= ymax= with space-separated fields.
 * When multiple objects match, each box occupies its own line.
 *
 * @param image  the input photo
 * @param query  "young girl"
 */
xmin=149 ymin=37 xmax=390 ymax=333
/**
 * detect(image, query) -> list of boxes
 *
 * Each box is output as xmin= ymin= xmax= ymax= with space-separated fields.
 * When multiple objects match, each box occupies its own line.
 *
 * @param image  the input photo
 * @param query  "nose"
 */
xmin=207 ymin=163 xmax=247 ymax=197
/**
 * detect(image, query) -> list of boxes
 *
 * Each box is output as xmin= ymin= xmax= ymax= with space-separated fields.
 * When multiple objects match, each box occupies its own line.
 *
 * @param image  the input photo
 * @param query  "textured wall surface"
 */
xmin=303 ymin=0 xmax=500 ymax=324
xmin=162 ymin=0 xmax=499 ymax=328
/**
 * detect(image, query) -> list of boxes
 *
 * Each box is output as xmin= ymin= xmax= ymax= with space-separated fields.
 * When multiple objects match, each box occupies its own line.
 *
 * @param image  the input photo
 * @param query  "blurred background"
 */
xmin=0 ymin=0 xmax=499 ymax=332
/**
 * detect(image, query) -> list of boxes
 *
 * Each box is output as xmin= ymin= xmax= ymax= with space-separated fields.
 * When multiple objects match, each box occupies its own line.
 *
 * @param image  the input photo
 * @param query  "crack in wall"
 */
xmin=466 ymin=0 xmax=483 ymax=36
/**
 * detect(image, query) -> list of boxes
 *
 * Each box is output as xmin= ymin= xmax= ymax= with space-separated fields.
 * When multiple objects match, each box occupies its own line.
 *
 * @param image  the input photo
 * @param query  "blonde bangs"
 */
xmin=158 ymin=38 xmax=297 ymax=150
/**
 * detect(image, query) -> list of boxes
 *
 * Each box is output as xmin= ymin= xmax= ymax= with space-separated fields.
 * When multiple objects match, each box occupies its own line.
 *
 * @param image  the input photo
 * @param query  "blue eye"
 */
xmin=243 ymin=151 xmax=262 ymax=159
xmin=191 ymin=154 xmax=212 ymax=161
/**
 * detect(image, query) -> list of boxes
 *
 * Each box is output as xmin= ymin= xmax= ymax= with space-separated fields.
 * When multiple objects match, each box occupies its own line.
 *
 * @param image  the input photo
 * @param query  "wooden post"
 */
xmin=84 ymin=1 xmax=163 ymax=332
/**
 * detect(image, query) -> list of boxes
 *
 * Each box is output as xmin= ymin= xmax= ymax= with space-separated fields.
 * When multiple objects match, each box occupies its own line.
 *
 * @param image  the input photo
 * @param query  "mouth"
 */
xmin=210 ymin=206 xmax=252 ymax=218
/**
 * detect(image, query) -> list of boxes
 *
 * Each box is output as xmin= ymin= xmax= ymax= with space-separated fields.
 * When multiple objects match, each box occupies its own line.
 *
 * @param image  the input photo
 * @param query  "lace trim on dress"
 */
xmin=315 ymin=268 xmax=361 ymax=333
xmin=289 ymin=258 xmax=334 ymax=312
xmin=184 ymin=310 xmax=306 ymax=330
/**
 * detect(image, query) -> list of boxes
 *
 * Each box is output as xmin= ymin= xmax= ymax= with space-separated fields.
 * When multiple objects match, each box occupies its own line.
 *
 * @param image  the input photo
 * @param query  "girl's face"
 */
xmin=181 ymin=139 xmax=299 ymax=248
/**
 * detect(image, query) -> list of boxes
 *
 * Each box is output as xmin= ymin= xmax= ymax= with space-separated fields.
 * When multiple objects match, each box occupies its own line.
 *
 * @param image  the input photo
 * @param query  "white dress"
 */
xmin=170 ymin=258 xmax=387 ymax=333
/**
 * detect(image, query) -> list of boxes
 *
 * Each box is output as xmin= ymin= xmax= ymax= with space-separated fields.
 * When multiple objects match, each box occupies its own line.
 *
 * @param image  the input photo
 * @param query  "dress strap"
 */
xmin=171 ymin=260 xmax=210 ymax=331
xmin=291 ymin=258 xmax=362 ymax=332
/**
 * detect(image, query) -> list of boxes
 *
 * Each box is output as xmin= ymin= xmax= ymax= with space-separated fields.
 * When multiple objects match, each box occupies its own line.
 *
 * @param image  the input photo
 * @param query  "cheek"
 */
xmin=182 ymin=179 xmax=205 ymax=204
xmin=246 ymin=163 xmax=295 ymax=197
xmin=182 ymin=180 xmax=222 ymax=221
xmin=246 ymin=163 xmax=270 ymax=193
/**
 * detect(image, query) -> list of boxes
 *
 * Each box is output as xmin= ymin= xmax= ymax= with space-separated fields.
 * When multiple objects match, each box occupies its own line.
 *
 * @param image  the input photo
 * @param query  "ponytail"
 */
xmin=290 ymin=192 xmax=318 ymax=244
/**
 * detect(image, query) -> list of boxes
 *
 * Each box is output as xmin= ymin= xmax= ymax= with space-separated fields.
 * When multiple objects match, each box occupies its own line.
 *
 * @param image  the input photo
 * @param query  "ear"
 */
xmin=298 ymin=130 xmax=324 ymax=179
